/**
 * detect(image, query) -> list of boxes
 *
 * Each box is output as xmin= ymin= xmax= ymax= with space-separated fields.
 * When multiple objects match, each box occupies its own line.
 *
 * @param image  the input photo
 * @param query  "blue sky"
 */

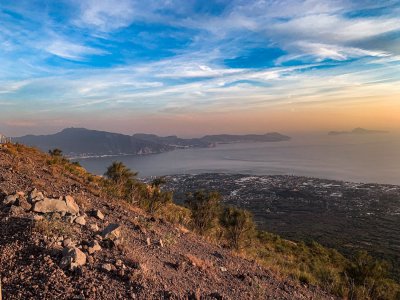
xmin=1 ymin=0 xmax=400 ymax=136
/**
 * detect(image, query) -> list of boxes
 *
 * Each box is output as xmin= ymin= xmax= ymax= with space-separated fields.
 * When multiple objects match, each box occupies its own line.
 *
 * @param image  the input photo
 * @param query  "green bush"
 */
xmin=136 ymin=177 xmax=173 ymax=213
xmin=185 ymin=190 xmax=221 ymax=235
xmin=48 ymin=148 xmax=63 ymax=157
xmin=346 ymin=251 xmax=400 ymax=299
xmin=139 ymin=187 xmax=173 ymax=214
xmin=157 ymin=202 xmax=192 ymax=225
xmin=103 ymin=161 xmax=139 ymax=198
xmin=105 ymin=161 xmax=138 ymax=186
xmin=219 ymin=206 xmax=255 ymax=250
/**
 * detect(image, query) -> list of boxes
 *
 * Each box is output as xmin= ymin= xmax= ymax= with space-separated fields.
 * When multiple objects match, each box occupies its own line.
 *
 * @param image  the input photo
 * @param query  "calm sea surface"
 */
xmin=76 ymin=134 xmax=400 ymax=185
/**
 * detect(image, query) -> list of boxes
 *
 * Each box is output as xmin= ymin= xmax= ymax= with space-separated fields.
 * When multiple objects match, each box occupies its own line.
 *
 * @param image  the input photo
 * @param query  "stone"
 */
xmin=33 ymin=196 xmax=80 ymax=215
xmin=9 ymin=205 xmax=24 ymax=215
xmin=62 ymin=238 xmax=73 ymax=247
xmin=51 ymin=212 xmax=62 ymax=220
xmin=60 ymin=247 xmax=87 ymax=270
xmin=33 ymin=215 xmax=44 ymax=221
xmin=102 ymin=263 xmax=113 ymax=272
xmin=74 ymin=216 xmax=86 ymax=226
xmin=93 ymin=210 xmax=104 ymax=220
xmin=3 ymin=194 xmax=18 ymax=206
xmin=159 ymin=239 xmax=164 ymax=248
xmin=33 ymin=198 xmax=69 ymax=214
xmin=65 ymin=215 xmax=76 ymax=224
xmin=88 ymin=240 xmax=101 ymax=254
xmin=87 ymin=256 xmax=94 ymax=264
xmin=16 ymin=197 xmax=32 ymax=211
xmin=220 ymin=267 xmax=227 ymax=272
xmin=101 ymin=224 xmax=121 ymax=241
xmin=30 ymin=188 xmax=39 ymax=198
xmin=146 ymin=237 xmax=151 ymax=246
xmin=16 ymin=191 xmax=25 ymax=197
xmin=65 ymin=196 xmax=80 ymax=215
xmin=113 ymin=239 xmax=122 ymax=246
xmin=29 ymin=188 xmax=44 ymax=203
xmin=89 ymin=223 xmax=99 ymax=232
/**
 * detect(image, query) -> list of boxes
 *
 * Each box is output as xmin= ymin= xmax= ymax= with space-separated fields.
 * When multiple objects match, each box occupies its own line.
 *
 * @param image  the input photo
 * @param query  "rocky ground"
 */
xmin=0 ymin=145 xmax=336 ymax=299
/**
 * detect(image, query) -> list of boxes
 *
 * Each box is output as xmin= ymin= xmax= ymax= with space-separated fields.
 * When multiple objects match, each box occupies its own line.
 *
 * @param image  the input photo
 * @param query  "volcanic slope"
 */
xmin=0 ymin=143 xmax=334 ymax=299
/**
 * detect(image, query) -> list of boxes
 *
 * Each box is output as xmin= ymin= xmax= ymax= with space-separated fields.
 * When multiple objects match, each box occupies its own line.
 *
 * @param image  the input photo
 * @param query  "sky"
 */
xmin=1 ymin=0 xmax=400 ymax=137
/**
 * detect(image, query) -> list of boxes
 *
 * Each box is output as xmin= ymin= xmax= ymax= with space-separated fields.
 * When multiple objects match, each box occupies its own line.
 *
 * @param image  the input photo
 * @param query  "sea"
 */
xmin=76 ymin=133 xmax=400 ymax=185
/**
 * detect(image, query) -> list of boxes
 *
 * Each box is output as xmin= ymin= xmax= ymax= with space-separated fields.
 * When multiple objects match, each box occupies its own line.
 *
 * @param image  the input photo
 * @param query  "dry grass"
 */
xmin=157 ymin=203 xmax=191 ymax=226
xmin=33 ymin=217 xmax=75 ymax=239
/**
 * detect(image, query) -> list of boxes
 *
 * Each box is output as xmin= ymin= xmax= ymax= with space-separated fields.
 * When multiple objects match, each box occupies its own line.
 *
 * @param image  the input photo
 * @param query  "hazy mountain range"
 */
xmin=14 ymin=128 xmax=290 ymax=157
xmin=328 ymin=127 xmax=389 ymax=136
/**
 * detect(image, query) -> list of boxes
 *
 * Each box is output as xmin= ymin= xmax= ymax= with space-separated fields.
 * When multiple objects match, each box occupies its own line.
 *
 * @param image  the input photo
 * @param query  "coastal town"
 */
xmin=162 ymin=173 xmax=400 ymax=278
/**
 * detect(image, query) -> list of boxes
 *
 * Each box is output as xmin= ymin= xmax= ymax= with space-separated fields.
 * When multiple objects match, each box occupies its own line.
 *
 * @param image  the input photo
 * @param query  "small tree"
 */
xmin=105 ymin=161 xmax=137 ymax=185
xmin=49 ymin=148 xmax=63 ymax=157
xmin=219 ymin=206 xmax=255 ymax=250
xmin=104 ymin=161 xmax=138 ymax=197
xmin=185 ymin=191 xmax=221 ymax=235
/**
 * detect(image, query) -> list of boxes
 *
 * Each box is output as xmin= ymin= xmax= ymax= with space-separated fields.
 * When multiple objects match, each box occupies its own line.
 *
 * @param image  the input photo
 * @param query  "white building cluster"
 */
xmin=0 ymin=133 xmax=11 ymax=144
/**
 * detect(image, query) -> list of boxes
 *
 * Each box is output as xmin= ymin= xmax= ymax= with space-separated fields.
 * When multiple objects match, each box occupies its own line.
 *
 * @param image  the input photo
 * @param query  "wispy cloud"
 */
xmin=74 ymin=0 xmax=136 ymax=31
xmin=0 ymin=0 xmax=400 ymax=134
xmin=45 ymin=39 xmax=107 ymax=60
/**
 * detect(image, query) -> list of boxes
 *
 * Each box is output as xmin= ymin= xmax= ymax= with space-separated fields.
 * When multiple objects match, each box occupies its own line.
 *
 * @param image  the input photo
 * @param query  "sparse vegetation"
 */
xmin=345 ymin=251 xmax=399 ymax=300
xmin=33 ymin=217 xmax=74 ymax=238
xmin=219 ymin=206 xmax=255 ymax=250
xmin=181 ymin=189 xmax=399 ymax=299
xmin=139 ymin=178 xmax=173 ymax=214
xmin=48 ymin=148 xmax=63 ymax=157
xmin=18 ymin=147 xmax=397 ymax=300
xmin=185 ymin=190 xmax=221 ymax=235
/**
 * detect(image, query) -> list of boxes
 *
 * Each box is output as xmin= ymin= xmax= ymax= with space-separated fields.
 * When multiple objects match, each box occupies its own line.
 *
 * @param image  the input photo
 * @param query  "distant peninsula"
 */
xmin=14 ymin=128 xmax=291 ymax=158
xmin=328 ymin=127 xmax=389 ymax=136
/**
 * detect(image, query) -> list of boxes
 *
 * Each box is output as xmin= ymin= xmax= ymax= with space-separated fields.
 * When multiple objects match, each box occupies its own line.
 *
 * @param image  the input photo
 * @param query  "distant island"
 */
xmin=328 ymin=127 xmax=389 ymax=136
xmin=14 ymin=127 xmax=290 ymax=158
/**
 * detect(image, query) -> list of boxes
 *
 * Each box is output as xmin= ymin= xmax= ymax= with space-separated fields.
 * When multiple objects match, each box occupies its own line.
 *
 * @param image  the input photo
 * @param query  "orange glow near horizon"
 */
xmin=70 ymin=97 xmax=400 ymax=137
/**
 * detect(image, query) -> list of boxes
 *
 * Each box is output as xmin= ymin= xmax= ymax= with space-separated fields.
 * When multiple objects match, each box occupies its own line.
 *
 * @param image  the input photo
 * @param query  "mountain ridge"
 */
xmin=14 ymin=127 xmax=291 ymax=157
xmin=328 ymin=127 xmax=389 ymax=136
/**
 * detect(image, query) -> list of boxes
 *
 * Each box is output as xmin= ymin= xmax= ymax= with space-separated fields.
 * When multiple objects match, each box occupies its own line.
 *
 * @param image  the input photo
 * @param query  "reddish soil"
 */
xmin=0 ymin=145 xmax=337 ymax=299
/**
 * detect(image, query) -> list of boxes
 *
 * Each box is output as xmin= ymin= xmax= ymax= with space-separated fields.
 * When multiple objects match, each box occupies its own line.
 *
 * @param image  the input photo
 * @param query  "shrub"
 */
xmin=157 ymin=203 xmax=192 ymax=225
xmin=48 ymin=148 xmax=63 ymax=157
xmin=104 ymin=161 xmax=138 ymax=198
xmin=219 ymin=206 xmax=256 ymax=250
xmin=185 ymin=190 xmax=221 ymax=235
xmin=139 ymin=186 xmax=173 ymax=214
xmin=105 ymin=161 xmax=138 ymax=186
xmin=47 ymin=148 xmax=72 ymax=166
xmin=137 ymin=177 xmax=173 ymax=213
xmin=346 ymin=251 xmax=399 ymax=299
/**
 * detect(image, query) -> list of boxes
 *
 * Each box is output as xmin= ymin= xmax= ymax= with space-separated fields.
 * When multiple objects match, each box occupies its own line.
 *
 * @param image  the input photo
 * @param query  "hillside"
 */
xmin=14 ymin=128 xmax=290 ymax=157
xmin=0 ymin=143 xmax=333 ymax=299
